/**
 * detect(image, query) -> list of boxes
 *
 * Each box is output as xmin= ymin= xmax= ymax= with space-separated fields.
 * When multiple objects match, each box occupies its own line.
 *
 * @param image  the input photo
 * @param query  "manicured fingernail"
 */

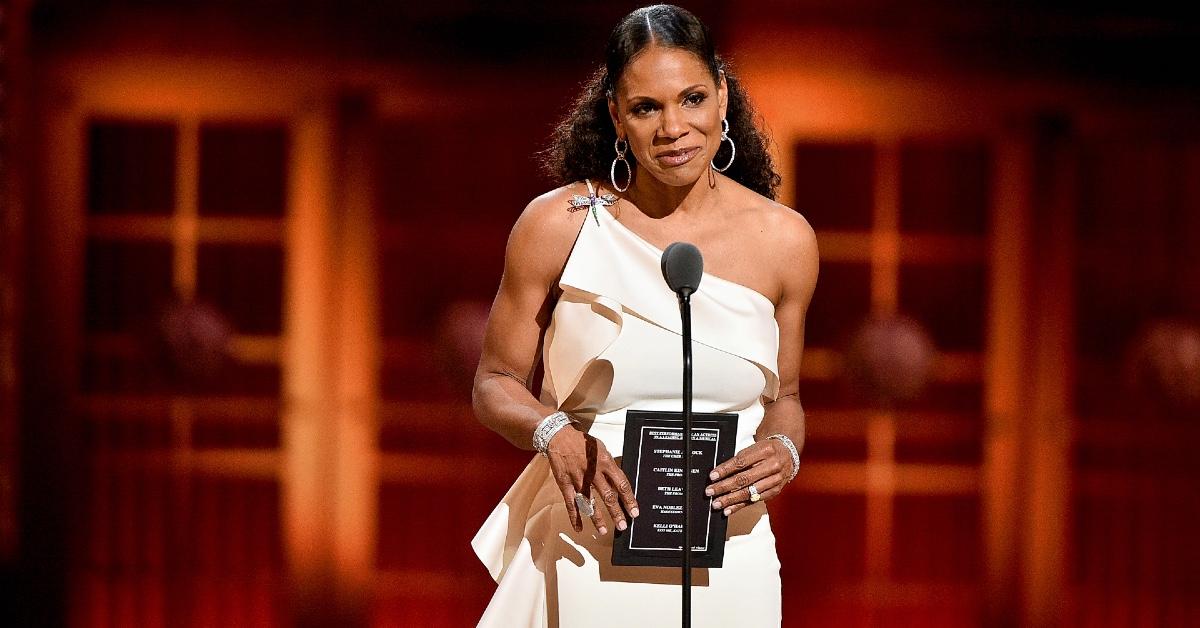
xmin=723 ymin=507 xmax=732 ymax=516
xmin=631 ymin=508 xmax=640 ymax=518
xmin=618 ymin=520 xmax=627 ymax=531
xmin=705 ymin=487 xmax=714 ymax=496
xmin=712 ymin=500 xmax=722 ymax=509
xmin=598 ymin=526 xmax=607 ymax=536
xmin=709 ymin=471 xmax=719 ymax=480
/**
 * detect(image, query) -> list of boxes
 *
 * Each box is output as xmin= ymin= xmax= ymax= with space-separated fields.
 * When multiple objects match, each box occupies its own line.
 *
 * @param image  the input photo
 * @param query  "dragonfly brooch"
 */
xmin=568 ymin=192 xmax=617 ymax=226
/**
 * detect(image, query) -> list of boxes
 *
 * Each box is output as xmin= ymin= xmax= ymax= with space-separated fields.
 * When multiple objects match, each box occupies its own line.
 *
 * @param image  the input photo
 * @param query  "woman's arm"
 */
xmin=755 ymin=209 xmax=818 ymax=464
xmin=706 ymin=209 xmax=819 ymax=516
xmin=471 ymin=193 xmax=573 ymax=449
xmin=472 ymin=187 xmax=640 ymax=535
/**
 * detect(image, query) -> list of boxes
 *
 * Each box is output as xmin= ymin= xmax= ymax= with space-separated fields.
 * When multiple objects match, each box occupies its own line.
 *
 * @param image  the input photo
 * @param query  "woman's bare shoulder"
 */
xmin=723 ymin=185 xmax=818 ymax=305
xmin=504 ymin=182 xmax=593 ymax=281
xmin=756 ymin=199 xmax=818 ymax=300
xmin=760 ymin=199 xmax=816 ymax=255
xmin=727 ymin=183 xmax=817 ymax=259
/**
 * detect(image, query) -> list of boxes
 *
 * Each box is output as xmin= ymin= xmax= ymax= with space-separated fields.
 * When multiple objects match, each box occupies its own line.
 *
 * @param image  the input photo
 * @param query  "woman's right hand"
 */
xmin=546 ymin=426 xmax=640 ymax=536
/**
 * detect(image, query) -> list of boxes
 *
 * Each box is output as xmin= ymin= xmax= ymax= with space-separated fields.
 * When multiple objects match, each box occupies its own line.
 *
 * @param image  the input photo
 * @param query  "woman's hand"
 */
xmin=705 ymin=438 xmax=795 ymax=517
xmin=546 ymin=426 xmax=640 ymax=536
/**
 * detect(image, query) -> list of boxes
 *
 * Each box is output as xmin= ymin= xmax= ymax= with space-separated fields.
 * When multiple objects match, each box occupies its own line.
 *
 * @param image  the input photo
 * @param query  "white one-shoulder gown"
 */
xmin=473 ymin=189 xmax=783 ymax=627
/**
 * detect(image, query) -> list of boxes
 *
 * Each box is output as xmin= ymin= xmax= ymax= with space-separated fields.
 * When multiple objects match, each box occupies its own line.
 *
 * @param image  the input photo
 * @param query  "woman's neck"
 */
xmin=625 ymin=167 xmax=719 ymax=220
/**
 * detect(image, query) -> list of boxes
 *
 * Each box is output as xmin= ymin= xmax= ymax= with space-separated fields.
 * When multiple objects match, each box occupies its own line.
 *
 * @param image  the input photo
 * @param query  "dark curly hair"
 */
xmin=541 ymin=4 xmax=781 ymax=200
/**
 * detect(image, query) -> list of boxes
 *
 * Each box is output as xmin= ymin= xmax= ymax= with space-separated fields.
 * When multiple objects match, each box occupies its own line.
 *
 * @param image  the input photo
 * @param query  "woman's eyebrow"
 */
xmin=626 ymin=84 xmax=708 ymax=103
xmin=625 ymin=94 xmax=661 ymax=104
xmin=676 ymin=83 xmax=707 ymax=97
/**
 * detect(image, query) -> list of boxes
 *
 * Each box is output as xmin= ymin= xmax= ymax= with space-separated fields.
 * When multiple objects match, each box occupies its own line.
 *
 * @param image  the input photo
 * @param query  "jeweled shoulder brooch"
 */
xmin=568 ymin=191 xmax=617 ymax=226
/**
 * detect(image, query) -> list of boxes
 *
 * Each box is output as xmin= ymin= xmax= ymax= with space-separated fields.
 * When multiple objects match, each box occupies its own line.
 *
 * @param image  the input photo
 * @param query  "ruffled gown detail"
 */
xmin=473 ymin=200 xmax=783 ymax=627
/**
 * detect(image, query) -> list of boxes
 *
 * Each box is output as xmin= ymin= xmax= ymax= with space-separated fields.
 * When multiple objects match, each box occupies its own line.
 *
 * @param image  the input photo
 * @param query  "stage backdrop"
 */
xmin=14 ymin=2 xmax=1200 ymax=627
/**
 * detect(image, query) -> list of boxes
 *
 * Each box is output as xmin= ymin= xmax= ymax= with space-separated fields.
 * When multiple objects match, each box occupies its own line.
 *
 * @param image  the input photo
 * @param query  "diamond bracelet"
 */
xmin=766 ymin=434 xmax=800 ymax=483
xmin=533 ymin=411 xmax=573 ymax=455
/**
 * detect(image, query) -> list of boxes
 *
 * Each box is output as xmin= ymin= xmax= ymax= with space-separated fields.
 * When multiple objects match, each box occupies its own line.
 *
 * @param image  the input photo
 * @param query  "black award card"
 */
xmin=611 ymin=409 xmax=738 ymax=568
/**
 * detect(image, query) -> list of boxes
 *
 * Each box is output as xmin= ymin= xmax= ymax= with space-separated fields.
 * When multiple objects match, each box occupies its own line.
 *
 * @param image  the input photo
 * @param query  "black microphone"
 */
xmin=660 ymin=241 xmax=703 ymax=628
xmin=661 ymin=242 xmax=704 ymax=297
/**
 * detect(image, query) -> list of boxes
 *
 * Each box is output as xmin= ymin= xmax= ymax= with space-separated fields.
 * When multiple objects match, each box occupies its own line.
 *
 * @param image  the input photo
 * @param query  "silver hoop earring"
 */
xmin=610 ymin=137 xmax=631 ymax=192
xmin=711 ymin=118 xmax=736 ymax=172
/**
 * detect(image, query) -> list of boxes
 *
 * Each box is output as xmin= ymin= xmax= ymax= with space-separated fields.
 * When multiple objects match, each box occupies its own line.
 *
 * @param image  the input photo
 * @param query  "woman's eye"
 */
xmin=684 ymin=92 xmax=707 ymax=106
xmin=632 ymin=103 xmax=655 ymax=116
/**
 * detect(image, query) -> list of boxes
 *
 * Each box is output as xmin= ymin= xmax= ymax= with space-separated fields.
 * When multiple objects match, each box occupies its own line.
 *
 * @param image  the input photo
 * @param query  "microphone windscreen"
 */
xmin=661 ymin=242 xmax=704 ymax=295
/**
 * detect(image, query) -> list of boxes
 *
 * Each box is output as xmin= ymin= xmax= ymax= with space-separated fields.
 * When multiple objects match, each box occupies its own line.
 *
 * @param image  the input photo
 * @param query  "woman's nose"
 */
xmin=658 ymin=105 xmax=688 ymax=139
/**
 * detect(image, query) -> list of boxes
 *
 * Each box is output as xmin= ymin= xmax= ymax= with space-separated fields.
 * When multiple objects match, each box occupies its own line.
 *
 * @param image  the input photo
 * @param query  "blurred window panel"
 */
xmin=896 ymin=381 xmax=984 ymax=414
xmin=87 ymin=120 xmax=177 ymax=215
xmin=1074 ymin=139 xmax=1185 ymax=359
xmin=1073 ymin=139 xmax=1200 ymax=422
xmin=793 ymin=141 xmax=875 ymax=231
xmin=379 ymin=340 xmax=452 ymax=402
xmin=804 ymin=261 xmax=872 ymax=348
xmin=199 ymin=123 xmax=288 ymax=217
xmin=899 ymin=140 xmax=990 ymax=235
xmin=1075 ymin=261 xmax=1148 ymax=360
xmin=1076 ymin=140 xmax=1177 ymax=242
xmin=899 ymin=263 xmax=987 ymax=352
xmin=378 ymin=237 xmax=502 ymax=339
xmin=788 ymin=135 xmax=991 ymax=623
xmin=378 ymin=482 xmax=451 ymax=572
xmin=892 ymin=494 xmax=982 ymax=582
xmin=192 ymin=414 xmax=281 ymax=450
xmin=164 ymin=475 xmax=284 ymax=589
xmin=374 ymin=119 xmax=543 ymax=228
xmin=375 ymin=117 xmax=521 ymax=404
xmin=894 ymin=415 xmax=984 ymax=466
xmin=799 ymin=434 xmax=870 ymax=464
xmin=77 ymin=470 xmax=284 ymax=624
xmin=796 ymin=379 xmax=860 ymax=411
xmin=776 ymin=492 xmax=867 ymax=589
xmin=1072 ymin=485 xmax=1200 ymax=606
xmin=204 ymin=363 xmax=282 ymax=397
xmin=81 ymin=351 xmax=280 ymax=396
xmin=1069 ymin=137 xmax=1200 ymax=621
xmin=196 ymin=244 xmax=283 ymax=335
xmin=81 ymin=348 xmax=169 ymax=395
xmin=84 ymin=240 xmax=174 ymax=333
xmin=74 ymin=102 xmax=291 ymax=625
xmin=81 ymin=412 xmax=173 ymax=452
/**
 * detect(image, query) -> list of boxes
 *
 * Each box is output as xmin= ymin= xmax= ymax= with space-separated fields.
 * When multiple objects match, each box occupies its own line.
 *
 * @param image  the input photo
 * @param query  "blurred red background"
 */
xmin=2 ymin=1 xmax=1199 ymax=626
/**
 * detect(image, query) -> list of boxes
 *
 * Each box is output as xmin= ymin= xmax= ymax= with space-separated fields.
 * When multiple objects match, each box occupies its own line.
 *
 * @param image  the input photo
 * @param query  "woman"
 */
xmin=471 ymin=5 xmax=817 ymax=626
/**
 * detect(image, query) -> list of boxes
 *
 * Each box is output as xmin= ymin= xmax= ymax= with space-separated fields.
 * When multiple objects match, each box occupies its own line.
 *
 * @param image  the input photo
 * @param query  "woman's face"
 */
xmin=609 ymin=45 xmax=728 ymax=189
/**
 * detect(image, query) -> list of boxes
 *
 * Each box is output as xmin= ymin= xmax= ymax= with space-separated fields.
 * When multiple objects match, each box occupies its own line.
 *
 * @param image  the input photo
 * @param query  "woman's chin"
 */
xmin=641 ymin=163 xmax=710 ymax=189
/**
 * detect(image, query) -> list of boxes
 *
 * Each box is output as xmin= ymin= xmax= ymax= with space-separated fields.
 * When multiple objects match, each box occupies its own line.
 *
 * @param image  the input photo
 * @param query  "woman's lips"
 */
xmin=655 ymin=146 xmax=701 ymax=167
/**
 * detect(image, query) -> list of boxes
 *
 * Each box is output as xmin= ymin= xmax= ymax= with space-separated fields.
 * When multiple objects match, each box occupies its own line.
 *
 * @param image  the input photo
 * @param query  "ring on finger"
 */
xmin=575 ymin=493 xmax=596 ymax=517
xmin=748 ymin=484 xmax=762 ymax=503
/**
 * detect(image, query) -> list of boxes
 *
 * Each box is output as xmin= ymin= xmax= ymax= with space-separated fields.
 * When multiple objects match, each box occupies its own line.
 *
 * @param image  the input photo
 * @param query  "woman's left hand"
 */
xmin=705 ymin=438 xmax=795 ymax=516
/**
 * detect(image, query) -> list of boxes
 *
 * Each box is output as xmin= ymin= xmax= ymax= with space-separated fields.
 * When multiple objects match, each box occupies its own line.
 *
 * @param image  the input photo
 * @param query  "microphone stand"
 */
xmin=661 ymin=241 xmax=703 ymax=628
xmin=679 ymin=288 xmax=694 ymax=628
